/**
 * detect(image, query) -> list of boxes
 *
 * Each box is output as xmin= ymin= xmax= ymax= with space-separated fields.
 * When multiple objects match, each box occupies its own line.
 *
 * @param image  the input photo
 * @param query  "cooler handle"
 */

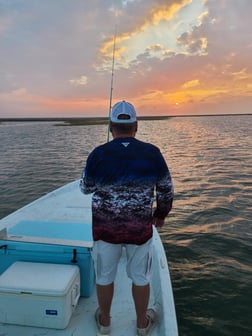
xmin=71 ymin=284 xmax=80 ymax=307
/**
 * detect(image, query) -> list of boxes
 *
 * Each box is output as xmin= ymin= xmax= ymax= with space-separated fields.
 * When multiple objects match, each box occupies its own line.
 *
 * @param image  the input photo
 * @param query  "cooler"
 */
xmin=0 ymin=261 xmax=80 ymax=329
xmin=0 ymin=220 xmax=94 ymax=297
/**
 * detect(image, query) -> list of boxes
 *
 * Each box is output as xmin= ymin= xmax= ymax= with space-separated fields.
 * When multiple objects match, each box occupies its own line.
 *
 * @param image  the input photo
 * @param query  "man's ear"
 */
xmin=135 ymin=121 xmax=138 ymax=132
xmin=109 ymin=121 xmax=113 ymax=133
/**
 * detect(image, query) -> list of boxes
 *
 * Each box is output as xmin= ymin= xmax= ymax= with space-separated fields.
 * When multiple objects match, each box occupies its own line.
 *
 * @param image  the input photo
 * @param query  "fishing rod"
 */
xmin=107 ymin=26 xmax=117 ymax=142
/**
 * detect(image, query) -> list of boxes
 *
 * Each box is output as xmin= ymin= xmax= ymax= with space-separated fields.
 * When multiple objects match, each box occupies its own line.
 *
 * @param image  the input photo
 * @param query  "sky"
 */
xmin=0 ymin=0 xmax=252 ymax=118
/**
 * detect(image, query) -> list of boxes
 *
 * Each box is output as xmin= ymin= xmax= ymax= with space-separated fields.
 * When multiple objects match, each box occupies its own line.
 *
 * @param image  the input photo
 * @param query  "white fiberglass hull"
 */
xmin=0 ymin=180 xmax=178 ymax=336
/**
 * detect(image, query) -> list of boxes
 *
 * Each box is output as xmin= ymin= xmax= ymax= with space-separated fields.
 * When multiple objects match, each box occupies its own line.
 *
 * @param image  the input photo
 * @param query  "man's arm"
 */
xmin=153 ymin=171 xmax=174 ymax=227
xmin=153 ymin=217 xmax=166 ymax=228
xmin=79 ymin=149 xmax=98 ymax=196
xmin=79 ymin=168 xmax=97 ymax=194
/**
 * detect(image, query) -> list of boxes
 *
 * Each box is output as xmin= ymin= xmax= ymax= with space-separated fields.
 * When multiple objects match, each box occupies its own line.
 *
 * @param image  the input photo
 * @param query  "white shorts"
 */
xmin=91 ymin=238 xmax=153 ymax=286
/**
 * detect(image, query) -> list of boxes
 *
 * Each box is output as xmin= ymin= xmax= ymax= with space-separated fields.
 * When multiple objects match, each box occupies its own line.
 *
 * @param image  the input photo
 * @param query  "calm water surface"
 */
xmin=0 ymin=116 xmax=251 ymax=335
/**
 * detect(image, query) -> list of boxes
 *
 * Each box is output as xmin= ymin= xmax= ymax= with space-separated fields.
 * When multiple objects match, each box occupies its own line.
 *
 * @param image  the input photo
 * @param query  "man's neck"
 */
xmin=113 ymin=133 xmax=135 ymax=139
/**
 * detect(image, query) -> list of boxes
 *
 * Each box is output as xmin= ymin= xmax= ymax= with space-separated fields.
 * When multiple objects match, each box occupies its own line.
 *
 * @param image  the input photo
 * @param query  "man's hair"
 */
xmin=110 ymin=122 xmax=137 ymax=135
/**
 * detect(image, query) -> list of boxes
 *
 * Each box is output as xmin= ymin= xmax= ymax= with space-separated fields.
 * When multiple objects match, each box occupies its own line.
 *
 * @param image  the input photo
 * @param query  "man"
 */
xmin=80 ymin=101 xmax=173 ymax=336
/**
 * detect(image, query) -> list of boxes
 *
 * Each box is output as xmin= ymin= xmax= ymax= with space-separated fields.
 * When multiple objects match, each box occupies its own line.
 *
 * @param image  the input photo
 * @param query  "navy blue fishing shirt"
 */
xmin=80 ymin=137 xmax=173 ymax=245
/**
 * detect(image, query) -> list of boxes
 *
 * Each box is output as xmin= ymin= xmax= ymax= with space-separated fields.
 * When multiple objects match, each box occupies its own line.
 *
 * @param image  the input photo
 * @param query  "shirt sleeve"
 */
xmin=79 ymin=169 xmax=96 ymax=194
xmin=79 ymin=151 xmax=97 ymax=194
xmin=153 ymin=153 xmax=174 ymax=219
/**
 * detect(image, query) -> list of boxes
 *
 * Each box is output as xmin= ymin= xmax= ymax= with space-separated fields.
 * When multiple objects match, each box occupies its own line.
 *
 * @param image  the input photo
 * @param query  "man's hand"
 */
xmin=153 ymin=217 xmax=165 ymax=228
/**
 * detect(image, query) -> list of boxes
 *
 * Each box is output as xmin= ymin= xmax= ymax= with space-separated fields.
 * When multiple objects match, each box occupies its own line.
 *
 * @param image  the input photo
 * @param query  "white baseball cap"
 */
xmin=110 ymin=101 xmax=137 ymax=123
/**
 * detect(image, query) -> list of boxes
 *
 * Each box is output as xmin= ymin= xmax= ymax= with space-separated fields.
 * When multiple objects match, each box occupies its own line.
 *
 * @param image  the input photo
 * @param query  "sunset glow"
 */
xmin=0 ymin=0 xmax=251 ymax=117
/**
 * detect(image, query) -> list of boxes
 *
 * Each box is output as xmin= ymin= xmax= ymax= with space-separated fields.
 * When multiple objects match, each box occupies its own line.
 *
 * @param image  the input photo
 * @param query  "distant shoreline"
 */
xmin=0 ymin=116 xmax=172 ymax=126
xmin=0 ymin=114 xmax=251 ymax=126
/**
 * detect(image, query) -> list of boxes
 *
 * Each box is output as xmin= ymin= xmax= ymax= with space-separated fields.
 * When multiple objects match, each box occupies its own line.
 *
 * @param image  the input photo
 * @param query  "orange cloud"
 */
xmin=98 ymin=33 xmax=130 ymax=67
xmin=98 ymin=0 xmax=193 ymax=66
xmin=147 ymin=0 xmax=192 ymax=26
xmin=129 ymin=67 xmax=252 ymax=115
xmin=182 ymin=79 xmax=200 ymax=89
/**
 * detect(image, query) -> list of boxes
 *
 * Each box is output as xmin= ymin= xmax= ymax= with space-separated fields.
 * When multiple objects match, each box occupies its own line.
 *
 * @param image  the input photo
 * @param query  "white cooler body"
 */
xmin=0 ymin=261 xmax=80 ymax=329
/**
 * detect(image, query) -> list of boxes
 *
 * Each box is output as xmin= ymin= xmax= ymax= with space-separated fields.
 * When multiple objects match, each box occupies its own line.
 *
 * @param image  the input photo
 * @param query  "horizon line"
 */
xmin=0 ymin=113 xmax=251 ymax=123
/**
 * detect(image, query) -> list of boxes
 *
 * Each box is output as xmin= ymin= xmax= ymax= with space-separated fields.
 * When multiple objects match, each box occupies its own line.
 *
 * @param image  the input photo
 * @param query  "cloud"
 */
xmin=146 ymin=0 xmax=192 ymax=26
xmin=182 ymin=79 xmax=200 ymax=89
xmin=177 ymin=32 xmax=208 ymax=55
xmin=146 ymin=44 xmax=164 ymax=52
xmin=12 ymin=88 xmax=28 ymax=96
xmin=97 ymin=0 xmax=194 ymax=66
xmin=0 ymin=0 xmax=251 ymax=117
xmin=69 ymin=76 xmax=88 ymax=86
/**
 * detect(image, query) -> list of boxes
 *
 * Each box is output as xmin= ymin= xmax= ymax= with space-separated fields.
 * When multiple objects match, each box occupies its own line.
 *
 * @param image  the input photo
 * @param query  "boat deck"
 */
xmin=0 ymin=236 xmax=176 ymax=336
xmin=0 ymin=180 xmax=178 ymax=336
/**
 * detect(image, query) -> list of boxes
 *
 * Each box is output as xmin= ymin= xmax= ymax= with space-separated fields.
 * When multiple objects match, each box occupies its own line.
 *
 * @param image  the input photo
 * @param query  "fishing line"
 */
xmin=107 ymin=25 xmax=117 ymax=142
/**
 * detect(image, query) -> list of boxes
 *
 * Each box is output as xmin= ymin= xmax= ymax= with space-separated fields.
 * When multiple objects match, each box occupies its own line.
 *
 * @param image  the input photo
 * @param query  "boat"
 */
xmin=0 ymin=180 xmax=178 ymax=335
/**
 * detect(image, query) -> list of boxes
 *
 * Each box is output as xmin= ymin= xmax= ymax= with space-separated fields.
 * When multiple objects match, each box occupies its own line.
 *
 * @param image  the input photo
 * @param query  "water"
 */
xmin=0 ymin=116 xmax=251 ymax=335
